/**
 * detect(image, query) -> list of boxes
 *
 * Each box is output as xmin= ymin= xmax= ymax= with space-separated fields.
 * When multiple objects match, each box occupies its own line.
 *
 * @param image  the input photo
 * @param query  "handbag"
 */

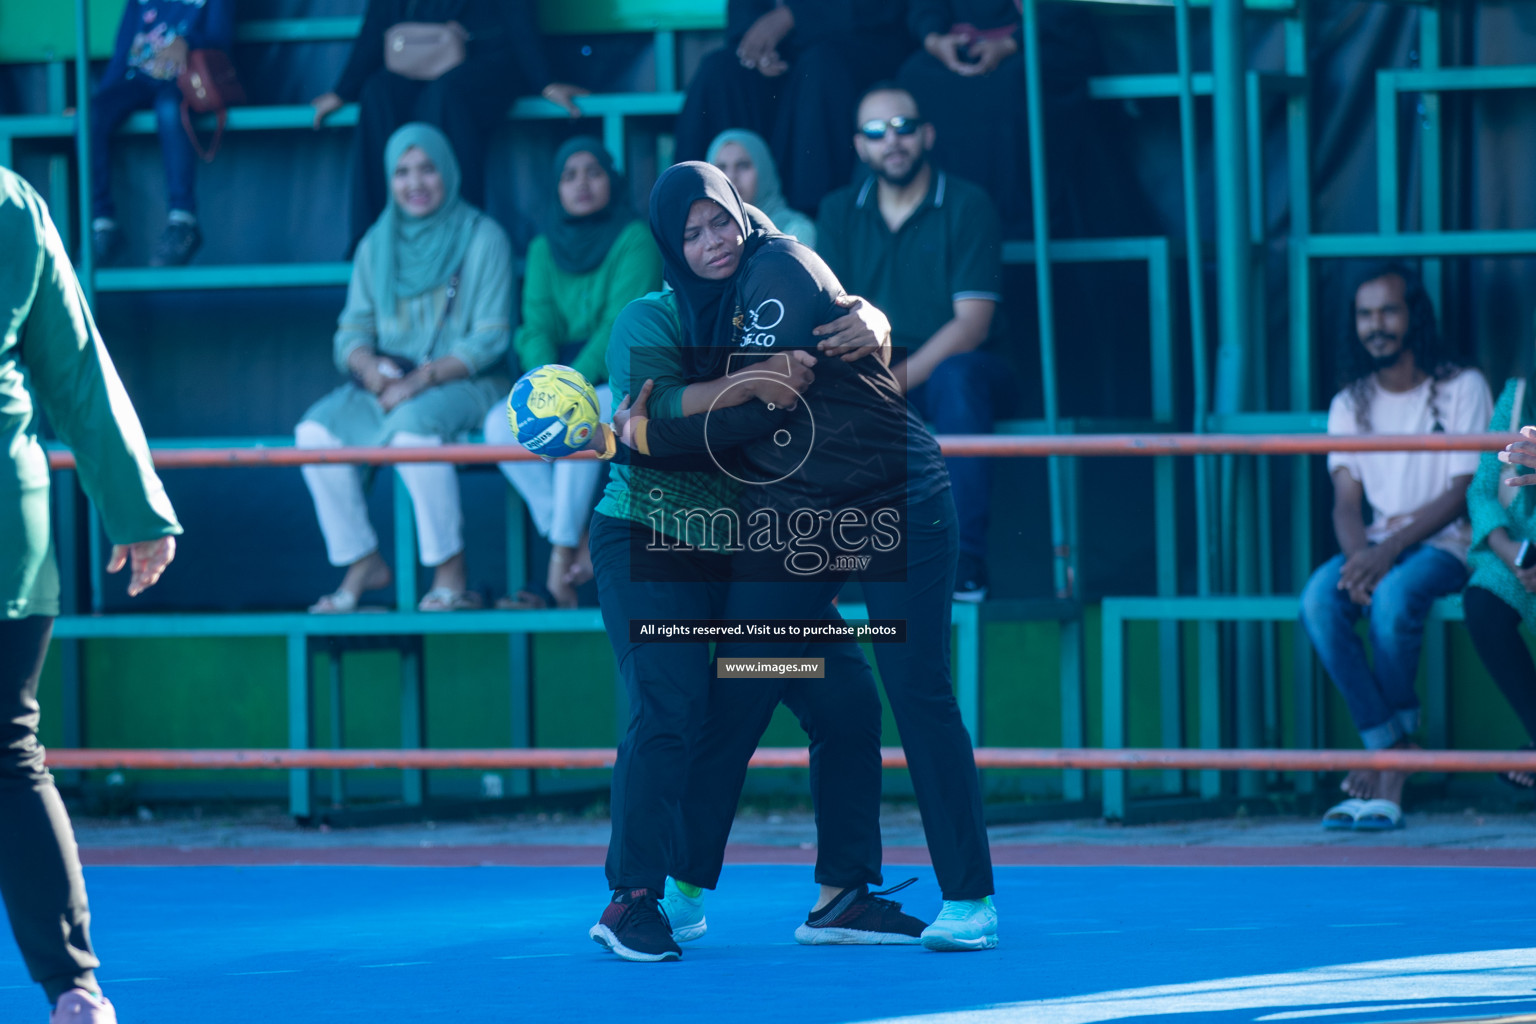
xmin=352 ymin=224 xmax=478 ymax=393
xmin=384 ymin=21 xmax=469 ymax=81
xmin=177 ymin=50 xmax=246 ymax=163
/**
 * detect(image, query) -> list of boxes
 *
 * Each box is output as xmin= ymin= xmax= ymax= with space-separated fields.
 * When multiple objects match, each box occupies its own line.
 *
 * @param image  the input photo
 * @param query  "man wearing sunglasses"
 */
xmin=816 ymin=84 xmax=1013 ymax=602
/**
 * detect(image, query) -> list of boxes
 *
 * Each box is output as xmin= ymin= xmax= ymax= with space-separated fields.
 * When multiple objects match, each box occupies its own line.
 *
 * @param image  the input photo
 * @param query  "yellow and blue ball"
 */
xmin=506 ymin=364 xmax=600 ymax=458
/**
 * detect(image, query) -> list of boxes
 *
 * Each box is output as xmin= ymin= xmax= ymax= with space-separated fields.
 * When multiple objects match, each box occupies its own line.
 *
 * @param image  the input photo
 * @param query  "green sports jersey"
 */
xmin=0 ymin=168 xmax=181 ymax=618
xmin=594 ymin=290 xmax=741 ymax=551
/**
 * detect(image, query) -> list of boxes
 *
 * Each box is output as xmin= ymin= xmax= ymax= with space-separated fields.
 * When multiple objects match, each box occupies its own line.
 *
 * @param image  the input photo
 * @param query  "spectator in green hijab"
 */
xmin=485 ymin=136 xmax=662 ymax=608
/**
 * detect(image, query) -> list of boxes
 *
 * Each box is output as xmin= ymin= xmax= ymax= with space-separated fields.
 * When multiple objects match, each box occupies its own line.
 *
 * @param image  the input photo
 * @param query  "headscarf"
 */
xmin=706 ymin=129 xmax=796 ymax=238
xmin=544 ymin=136 xmax=634 ymax=275
xmin=647 ymin=162 xmax=786 ymax=379
xmin=363 ymin=122 xmax=479 ymax=321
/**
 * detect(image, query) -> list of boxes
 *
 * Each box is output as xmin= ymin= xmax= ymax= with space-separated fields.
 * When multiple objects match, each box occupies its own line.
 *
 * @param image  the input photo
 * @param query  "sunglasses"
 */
xmin=858 ymin=116 xmax=925 ymax=140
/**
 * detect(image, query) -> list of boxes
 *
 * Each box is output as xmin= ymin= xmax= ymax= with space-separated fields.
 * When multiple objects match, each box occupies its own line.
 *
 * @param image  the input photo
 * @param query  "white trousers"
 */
xmin=482 ymin=384 xmax=612 ymax=549
xmin=296 ymin=421 xmax=464 ymax=568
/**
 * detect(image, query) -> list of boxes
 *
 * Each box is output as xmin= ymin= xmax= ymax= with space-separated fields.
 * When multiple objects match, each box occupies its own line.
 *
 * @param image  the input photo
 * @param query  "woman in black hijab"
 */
xmin=616 ymin=162 xmax=999 ymax=952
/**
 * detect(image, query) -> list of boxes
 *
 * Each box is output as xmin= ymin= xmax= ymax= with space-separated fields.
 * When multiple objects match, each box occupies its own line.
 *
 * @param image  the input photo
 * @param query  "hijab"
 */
xmin=544 ymin=136 xmax=634 ymax=275
xmin=706 ymin=130 xmax=796 ymax=237
xmin=363 ymin=122 xmax=480 ymax=321
xmin=647 ymin=162 xmax=786 ymax=379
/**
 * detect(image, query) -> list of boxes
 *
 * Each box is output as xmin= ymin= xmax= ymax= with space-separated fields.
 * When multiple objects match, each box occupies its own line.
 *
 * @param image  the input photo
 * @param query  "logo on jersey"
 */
xmin=740 ymin=298 xmax=784 ymax=348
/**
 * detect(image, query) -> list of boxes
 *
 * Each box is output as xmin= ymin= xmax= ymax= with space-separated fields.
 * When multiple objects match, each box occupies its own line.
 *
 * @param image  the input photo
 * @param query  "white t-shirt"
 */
xmin=1326 ymin=368 xmax=1493 ymax=561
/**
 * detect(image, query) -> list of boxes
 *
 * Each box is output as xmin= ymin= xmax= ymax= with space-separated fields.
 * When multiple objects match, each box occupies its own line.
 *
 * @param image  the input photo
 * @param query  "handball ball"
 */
xmin=506 ymin=364 xmax=600 ymax=458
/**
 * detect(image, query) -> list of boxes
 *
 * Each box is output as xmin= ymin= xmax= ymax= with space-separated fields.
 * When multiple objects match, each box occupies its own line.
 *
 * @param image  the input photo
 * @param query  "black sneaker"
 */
xmin=150 ymin=220 xmax=201 ymax=267
xmin=954 ymin=554 xmax=989 ymax=603
xmin=91 ymin=221 xmax=122 ymax=267
xmin=590 ymin=888 xmax=682 ymax=962
xmin=793 ymin=878 xmax=928 ymax=945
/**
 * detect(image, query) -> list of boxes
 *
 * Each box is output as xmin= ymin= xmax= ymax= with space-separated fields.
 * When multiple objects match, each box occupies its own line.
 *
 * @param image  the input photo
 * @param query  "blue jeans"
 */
xmin=906 ymin=349 xmax=1016 ymax=560
xmin=1299 ymin=544 xmax=1467 ymax=749
xmin=90 ymin=74 xmax=197 ymax=221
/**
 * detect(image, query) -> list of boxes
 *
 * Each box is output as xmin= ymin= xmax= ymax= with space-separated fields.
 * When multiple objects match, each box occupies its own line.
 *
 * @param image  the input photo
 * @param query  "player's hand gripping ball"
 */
xmin=506 ymin=365 xmax=600 ymax=458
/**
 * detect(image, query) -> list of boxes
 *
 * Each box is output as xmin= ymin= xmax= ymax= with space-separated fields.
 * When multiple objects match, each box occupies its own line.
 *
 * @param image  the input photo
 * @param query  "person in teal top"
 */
xmin=1 ymin=167 xmax=180 ymax=1023
xmin=484 ymin=138 xmax=662 ymax=608
xmin=296 ymin=123 xmax=512 ymax=614
xmin=1462 ymin=376 xmax=1536 ymax=790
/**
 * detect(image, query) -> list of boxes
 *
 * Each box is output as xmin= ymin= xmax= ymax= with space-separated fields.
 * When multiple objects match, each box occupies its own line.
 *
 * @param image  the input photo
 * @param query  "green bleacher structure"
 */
xmin=8 ymin=0 xmax=1525 ymax=819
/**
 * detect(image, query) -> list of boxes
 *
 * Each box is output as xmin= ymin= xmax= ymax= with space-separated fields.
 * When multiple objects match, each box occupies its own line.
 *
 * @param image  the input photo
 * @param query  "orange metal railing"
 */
xmin=44 ymin=433 xmax=1522 ymax=471
xmin=43 ymin=747 xmax=1536 ymax=773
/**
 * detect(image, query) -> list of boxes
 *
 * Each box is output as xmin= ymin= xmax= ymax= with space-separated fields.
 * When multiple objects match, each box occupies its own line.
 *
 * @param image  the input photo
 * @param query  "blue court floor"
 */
xmin=3 ymin=866 xmax=1535 ymax=1023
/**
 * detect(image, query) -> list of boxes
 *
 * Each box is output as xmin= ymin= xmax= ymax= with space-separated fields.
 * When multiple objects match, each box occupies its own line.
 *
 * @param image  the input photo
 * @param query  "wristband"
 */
xmin=594 ymin=423 xmax=618 ymax=461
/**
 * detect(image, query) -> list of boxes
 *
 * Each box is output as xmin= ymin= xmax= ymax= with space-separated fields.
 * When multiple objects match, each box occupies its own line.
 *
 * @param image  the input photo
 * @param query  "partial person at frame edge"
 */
xmin=1 ymin=167 xmax=181 ymax=1024
xmin=674 ymin=0 xmax=913 ymax=217
xmin=90 ymin=0 xmax=236 ymax=268
xmin=1458 ymin=367 xmax=1536 ymax=792
xmin=310 ymin=0 xmax=589 ymax=253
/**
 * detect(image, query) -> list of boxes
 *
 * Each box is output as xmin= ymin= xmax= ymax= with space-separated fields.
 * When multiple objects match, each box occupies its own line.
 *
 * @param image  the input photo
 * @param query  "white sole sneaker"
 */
xmin=589 ymin=923 xmax=682 ymax=962
xmin=794 ymin=924 xmax=923 ymax=945
xmin=670 ymin=917 xmax=707 ymax=943
xmin=921 ymin=930 xmax=999 ymax=952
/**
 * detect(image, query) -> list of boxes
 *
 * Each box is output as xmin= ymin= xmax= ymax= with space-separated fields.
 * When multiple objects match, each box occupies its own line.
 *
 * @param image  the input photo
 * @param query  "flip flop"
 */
xmin=418 ymin=587 xmax=484 ymax=612
xmin=309 ymin=589 xmax=359 ymax=614
xmin=1321 ymin=798 xmax=1366 ymax=830
xmin=1353 ymin=798 xmax=1404 ymax=831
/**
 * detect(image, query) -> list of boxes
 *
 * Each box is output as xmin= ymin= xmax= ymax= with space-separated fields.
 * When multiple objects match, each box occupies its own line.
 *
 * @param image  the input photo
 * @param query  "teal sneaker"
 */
xmin=659 ymin=877 xmax=707 ymax=942
xmin=920 ymin=897 xmax=998 ymax=951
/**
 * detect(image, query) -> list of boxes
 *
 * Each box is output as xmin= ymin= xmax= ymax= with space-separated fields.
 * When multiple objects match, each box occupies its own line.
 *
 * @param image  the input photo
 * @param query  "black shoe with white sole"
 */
xmin=793 ymin=879 xmax=928 ymax=945
xmin=590 ymin=888 xmax=682 ymax=962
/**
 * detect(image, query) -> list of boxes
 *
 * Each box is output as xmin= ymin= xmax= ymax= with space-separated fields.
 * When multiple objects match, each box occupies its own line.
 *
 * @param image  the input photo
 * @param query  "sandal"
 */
xmin=495 ymin=589 xmax=549 ymax=611
xmin=1353 ymin=798 xmax=1404 ymax=832
xmin=1321 ymin=798 xmax=1366 ymax=831
xmin=418 ymin=587 xmax=484 ymax=612
xmin=309 ymin=590 xmax=359 ymax=614
xmin=1498 ymin=742 xmax=1536 ymax=791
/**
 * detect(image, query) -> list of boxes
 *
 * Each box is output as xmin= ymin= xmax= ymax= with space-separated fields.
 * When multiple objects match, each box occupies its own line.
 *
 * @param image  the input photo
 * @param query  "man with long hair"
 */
xmin=1300 ymin=263 xmax=1491 ymax=832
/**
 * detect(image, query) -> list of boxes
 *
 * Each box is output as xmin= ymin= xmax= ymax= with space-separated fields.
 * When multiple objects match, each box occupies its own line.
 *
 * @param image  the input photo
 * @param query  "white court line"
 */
xmin=494 ymin=954 xmax=573 ymax=960
xmin=227 ymin=970 xmax=301 ymax=976
xmin=1257 ymin=998 xmax=1536 ymax=1020
xmin=1047 ymin=930 xmax=1123 ymax=935
xmin=360 ymin=962 xmax=430 ymax=969
xmin=1189 ymin=926 xmax=1263 ymax=932
xmin=858 ymin=948 xmax=1536 ymax=1024
xmin=1327 ymin=923 xmax=1403 ymax=928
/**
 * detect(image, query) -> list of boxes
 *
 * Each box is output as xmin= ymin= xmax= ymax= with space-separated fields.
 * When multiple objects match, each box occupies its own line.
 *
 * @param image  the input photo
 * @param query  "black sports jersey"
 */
xmin=640 ymin=238 xmax=949 ymax=515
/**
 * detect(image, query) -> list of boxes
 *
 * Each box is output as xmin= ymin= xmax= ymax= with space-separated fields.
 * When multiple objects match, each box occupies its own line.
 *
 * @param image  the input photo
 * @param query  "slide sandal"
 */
xmin=1321 ymin=798 xmax=1366 ymax=830
xmin=1353 ymin=798 xmax=1403 ymax=831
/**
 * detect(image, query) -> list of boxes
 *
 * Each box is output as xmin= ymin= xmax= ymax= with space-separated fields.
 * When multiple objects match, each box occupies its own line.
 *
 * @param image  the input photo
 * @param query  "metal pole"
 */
xmin=1285 ymin=4 xmax=1317 ymax=788
xmin=73 ymin=0 xmax=94 ymax=297
xmin=1211 ymin=0 xmax=1252 ymax=798
xmin=1021 ymin=0 xmax=1070 ymax=600
xmin=1176 ymin=0 xmax=1216 ymax=801
xmin=1212 ymin=0 xmax=1252 ymax=423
